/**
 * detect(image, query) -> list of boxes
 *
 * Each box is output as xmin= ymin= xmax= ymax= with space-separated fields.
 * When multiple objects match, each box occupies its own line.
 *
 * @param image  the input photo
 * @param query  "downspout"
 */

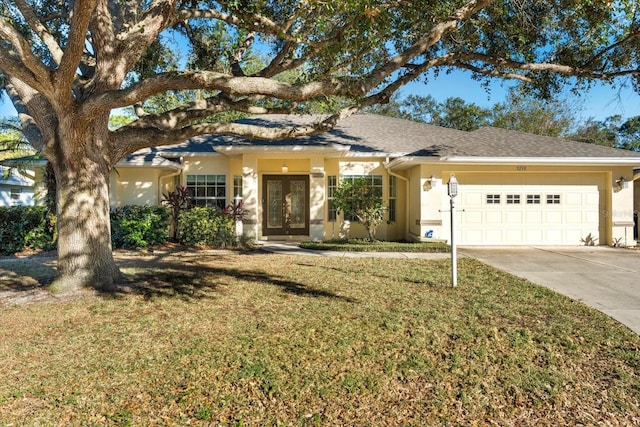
xmin=384 ymin=157 xmax=410 ymax=240
xmin=157 ymin=157 xmax=184 ymax=205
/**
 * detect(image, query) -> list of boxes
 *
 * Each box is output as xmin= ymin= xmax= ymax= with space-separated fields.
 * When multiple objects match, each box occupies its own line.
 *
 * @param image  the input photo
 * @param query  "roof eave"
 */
xmin=387 ymin=155 xmax=640 ymax=170
xmin=215 ymin=144 xmax=350 ymax=155
xmin=115 ymin=160 xmax=184 ymax=170
xmin=446 ymin=156 xmax=640 ymax=165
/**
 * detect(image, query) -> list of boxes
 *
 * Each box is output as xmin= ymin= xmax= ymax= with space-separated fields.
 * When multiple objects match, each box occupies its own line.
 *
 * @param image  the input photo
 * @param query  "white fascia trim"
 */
xmin=387 ymin=156 xmax=640 ymax=168
xmin=215 ymin=145 xmax=350 ymax=155
xmin=115 ymin=160 xmax=183 ymax=170
xmin=446 ymin=156 xmax=640 ymax=165
xmin=168 ymin=152 xmax=222 ymax=157
xmin=344 ymin=151 xmax=402 ymax=159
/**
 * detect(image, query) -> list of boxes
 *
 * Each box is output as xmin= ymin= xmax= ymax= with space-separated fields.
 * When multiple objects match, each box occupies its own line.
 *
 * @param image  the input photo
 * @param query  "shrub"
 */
xmin=0 ymin=206 xmax=55 ymax=255
xmin=178 ymin=207 xmax=236 ymax=247
xmin=110 ymin=205 xmax=170 ymax=249
xmin=162 ymin=185 xmax=192 ymax=240
xmin=332 ymin=178 xmax=386 ymax=241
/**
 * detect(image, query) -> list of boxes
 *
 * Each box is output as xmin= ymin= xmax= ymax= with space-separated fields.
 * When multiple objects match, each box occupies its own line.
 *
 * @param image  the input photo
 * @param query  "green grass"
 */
xmin=0 ymin=252 xmax=639 ymax=425
xmin=299 ymin=239 xmax=450 ymax=252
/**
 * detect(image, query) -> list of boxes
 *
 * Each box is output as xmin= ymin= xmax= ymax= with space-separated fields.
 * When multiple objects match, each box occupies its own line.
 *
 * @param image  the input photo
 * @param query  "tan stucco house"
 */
xmin=109 ymin=113 xmax=640 ymax=246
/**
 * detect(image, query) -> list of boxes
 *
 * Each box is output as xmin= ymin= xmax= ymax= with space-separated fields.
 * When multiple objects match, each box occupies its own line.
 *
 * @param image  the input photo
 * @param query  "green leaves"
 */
xmin=332 ymin=177 xmax=386 ymax=241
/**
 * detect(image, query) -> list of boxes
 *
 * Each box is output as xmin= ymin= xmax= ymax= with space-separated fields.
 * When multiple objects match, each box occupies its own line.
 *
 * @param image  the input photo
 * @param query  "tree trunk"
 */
xmin=48 ymin=119 xmax=122 ymax=293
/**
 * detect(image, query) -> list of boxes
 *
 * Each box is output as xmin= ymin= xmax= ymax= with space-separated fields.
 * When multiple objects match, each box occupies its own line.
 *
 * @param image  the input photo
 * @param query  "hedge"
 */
xmin=177 ymin=207 xmax=236 ymax=247
xmin=110 ymin=205 xmax=171 ymax=249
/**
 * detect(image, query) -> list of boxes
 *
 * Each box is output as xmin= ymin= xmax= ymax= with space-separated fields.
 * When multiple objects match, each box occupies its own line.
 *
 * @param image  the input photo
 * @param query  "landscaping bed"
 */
xmin=300 ymin=239 xmax=450 ymax=252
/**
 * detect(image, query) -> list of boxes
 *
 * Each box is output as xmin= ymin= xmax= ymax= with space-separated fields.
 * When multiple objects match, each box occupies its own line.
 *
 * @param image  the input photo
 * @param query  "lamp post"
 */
xmin=448 ymin=173 xmax=459 ymax=288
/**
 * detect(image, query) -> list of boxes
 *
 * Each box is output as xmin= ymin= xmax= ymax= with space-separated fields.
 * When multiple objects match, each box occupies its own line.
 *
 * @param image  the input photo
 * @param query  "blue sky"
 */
xmin=2 ymin=69 xmax=639 ymax=123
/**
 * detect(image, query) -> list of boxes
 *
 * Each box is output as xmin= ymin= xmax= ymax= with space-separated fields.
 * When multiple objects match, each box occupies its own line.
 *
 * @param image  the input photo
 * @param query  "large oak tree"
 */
xmin=1 ymin=0 xmax=639 ymax=291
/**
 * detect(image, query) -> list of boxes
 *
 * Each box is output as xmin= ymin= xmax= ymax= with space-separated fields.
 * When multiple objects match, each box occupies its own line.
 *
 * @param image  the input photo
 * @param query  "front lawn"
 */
xmin=0 ymin=252 xmax=638 ymax=425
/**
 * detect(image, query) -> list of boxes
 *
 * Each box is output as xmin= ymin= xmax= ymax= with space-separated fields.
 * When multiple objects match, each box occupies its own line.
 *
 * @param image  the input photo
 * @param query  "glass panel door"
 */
xmin=267 ymin=180 xmax=283 ymax=229
xmin=263 ymin=175 xmax=309 ymax=236
xmin=289 ymin=180 xmax=306 ymax=229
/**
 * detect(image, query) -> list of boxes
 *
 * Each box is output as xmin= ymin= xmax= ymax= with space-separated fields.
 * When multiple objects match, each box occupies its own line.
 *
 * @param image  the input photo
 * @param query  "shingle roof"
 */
xmin=462 ymin=127 xmax=640 ymax=158
xmin=136 ymin=113 xmax=640 ymax=162
xmin=155 ymin=113 xmax=468 ymax=156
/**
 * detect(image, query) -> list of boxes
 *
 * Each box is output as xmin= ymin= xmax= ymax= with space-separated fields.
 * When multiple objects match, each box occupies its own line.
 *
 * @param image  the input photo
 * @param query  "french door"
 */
xmin=262 ymin=175 xmax=310 ymax=236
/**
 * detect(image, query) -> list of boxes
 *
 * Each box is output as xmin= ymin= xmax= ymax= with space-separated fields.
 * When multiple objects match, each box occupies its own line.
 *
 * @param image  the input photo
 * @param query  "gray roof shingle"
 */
xmin=135 ymin=113 xmax=640 ymax=161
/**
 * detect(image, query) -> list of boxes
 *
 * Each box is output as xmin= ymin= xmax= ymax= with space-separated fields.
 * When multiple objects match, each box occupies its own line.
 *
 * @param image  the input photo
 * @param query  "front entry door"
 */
xmin=263 ymin=175 xmax=310 ymax=236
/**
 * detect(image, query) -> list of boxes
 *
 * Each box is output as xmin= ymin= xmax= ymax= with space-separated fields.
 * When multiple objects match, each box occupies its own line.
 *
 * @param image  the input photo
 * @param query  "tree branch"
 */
xmin=0 ymin=18 xmax=53 ymax=91
xmin=111 ymin=111 xmax=350 ymax=160
xmin=361 ymin=0 xmax=495 ymax=93
xmin=13 ymin=0 xmax=65 ymax=65
xmin=454 ymin=52 xmax=640 ymax=79
xmin=55 ymin=0 xmax=99 ymax=96
xmin=82 ymin=71 xmax=365 ymax=116
xmin=4 ymin=77 xmax=57 ymax=153
xmin=175 ymin=7 xmax=314 ymax=48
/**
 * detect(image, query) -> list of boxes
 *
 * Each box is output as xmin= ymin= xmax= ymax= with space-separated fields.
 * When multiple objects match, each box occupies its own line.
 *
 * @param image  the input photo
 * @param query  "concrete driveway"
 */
xmin=459 ymin=246 xmax=640 ymax=335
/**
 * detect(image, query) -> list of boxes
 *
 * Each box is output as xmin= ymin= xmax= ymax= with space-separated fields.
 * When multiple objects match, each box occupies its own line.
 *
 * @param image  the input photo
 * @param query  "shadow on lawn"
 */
xmin=117 ymin=252 xmax=356 ymax=302
xmin=0 ymin=256 xmax=56 ymax=292
xmin=0 ymin=251 xmax=355 ymax=304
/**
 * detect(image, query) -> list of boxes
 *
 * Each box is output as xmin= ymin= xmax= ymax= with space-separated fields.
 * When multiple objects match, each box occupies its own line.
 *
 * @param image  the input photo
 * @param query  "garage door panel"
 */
xmin=461 ymin=229 xmax=482 ymax=244
xmin=565 ymin=211 xmax=583 ymax=224
xmin=485 ymin=211 xmax=502 ymax=225
xmin=524 ymin=229 xmax=543 ymax=243
xmin=456 ymin=175 xmax=601 ymax=245
xmin=525 ymin=211 xmax=543 ymax=224
xmin=504 ymin=211 xmax=523 ymax=224
xmin=463 ymin=192 xmax=483 ymax=205
xmin=545 ymin=211 xmax=562 ymax=224
xmin=585 ymin=192 xmax=599 ymax=205
xmin=543 ymin=229 xmax=564 ymax=244
xmin=505 ymin=229 xmax=524 ymax=242
xmin=565 ymin=192 xmax=583 ymax=205
xmin=464 ymin=210 xmax=483 ymax=224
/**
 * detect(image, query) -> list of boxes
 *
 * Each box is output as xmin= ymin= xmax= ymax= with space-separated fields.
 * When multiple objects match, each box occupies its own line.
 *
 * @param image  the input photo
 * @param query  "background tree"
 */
xmin=1 ymin=1 xmax=639 ymax=291
xmin=569 ymin=115 xmax=640 ymax=151
xmin=332 ymin=178 xmax=385 ymax=242
xmin=368 ymin=89 xmax=578 ymax=136
xmin=490 ymin=88 xmax=577 ymax=137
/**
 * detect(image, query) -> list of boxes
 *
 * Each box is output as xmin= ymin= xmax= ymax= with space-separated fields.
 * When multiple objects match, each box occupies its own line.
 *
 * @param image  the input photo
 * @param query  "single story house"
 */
xmin=108 ymin=113 xmax=640 ymax=246
xmin=0 ymin=166 xmax=36 ymax=207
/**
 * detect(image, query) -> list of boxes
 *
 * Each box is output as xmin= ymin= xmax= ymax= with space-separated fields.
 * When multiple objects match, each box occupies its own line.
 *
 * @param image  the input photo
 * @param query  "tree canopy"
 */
xmin=366 ymin=88 xmax=580 ymax=137
xmin=1 ymin=0 xmax=639 ymax=291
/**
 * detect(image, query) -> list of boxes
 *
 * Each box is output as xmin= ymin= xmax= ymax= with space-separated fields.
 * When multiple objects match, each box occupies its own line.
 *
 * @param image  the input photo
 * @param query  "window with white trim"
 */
xmin=546 ymin=194 xmax=561 ymax=204
xmin=186 ymin=174 xmax=226 ymax=209
xmin=388 ymin=175 xmax=397 ymax=222
xmin=10 ymin=187 xmax=20 ymax=200
xmin=486 ymin=194 xmax=501 ymax=204
xmin=526 ymin=194 xmax=541 ymax=204
xmin=233 ymin=175 xmax=243 ymax=205
xmin=342 ymin=175 xmax=383 ymax=221
xmin=327 ymin=175 xmax=337 ymax=221
xmin=506 ymin=194 xmax=521 ymax=204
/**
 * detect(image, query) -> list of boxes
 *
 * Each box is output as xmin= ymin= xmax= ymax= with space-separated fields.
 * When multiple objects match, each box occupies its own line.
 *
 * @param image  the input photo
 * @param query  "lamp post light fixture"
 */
xmin=448 ymin=173 xmax=459 ymax=288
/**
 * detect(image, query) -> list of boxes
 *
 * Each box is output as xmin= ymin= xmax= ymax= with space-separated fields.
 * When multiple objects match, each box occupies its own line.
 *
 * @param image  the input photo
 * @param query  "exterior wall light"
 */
xmin=615 ymin=176 xmax=628 ymax=191
xmin=423 ymin=176 xmax=437 ymax=191
xmin=282 ymin=163 xmax=288 ymax=173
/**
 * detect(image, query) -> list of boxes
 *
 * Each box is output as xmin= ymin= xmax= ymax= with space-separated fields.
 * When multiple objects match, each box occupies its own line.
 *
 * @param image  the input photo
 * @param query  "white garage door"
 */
xmin=454 ymin=173 xmax=602 ymax=245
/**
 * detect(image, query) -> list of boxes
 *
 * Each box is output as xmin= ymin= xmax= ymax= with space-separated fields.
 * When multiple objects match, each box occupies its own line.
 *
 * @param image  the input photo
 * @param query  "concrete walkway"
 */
xmin=459 ymin=246 xmax=640 ymax=335
xmin=260 ymin=242 xmax=640 ymax=335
